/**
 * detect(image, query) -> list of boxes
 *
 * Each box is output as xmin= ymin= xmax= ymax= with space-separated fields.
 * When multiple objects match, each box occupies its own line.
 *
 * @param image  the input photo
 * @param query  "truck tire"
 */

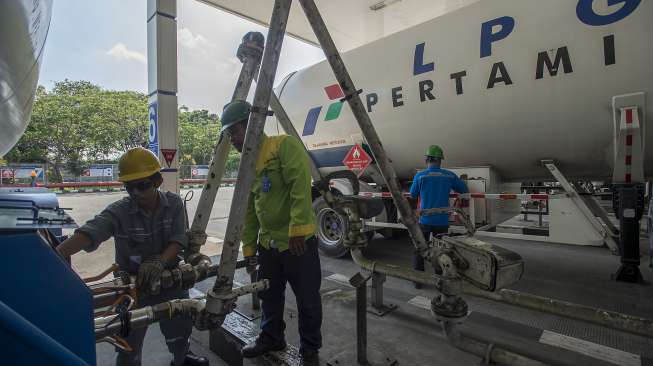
xmin=313 ymin=196 xmax=350 ymax=258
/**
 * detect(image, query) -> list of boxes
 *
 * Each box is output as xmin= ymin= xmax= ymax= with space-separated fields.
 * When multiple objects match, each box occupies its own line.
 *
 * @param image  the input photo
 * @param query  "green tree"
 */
xmin=177 ymin=107 xmax=241 ymax=176
xmin=6 ymin=80 xmax=147 ymax=181
xmin=178 ymin=107 xmax=221 ymax=165
xmin=5 ymin=80 xmax=239 ymax=181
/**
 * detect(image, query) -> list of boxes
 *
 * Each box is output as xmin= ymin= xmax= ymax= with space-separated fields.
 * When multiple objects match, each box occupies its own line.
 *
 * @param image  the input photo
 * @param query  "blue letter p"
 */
xmin=480 ymin=16 xmax=515 ymax=58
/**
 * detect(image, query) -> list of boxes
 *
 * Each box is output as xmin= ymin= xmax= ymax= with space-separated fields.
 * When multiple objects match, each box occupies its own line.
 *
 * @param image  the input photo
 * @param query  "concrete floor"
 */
xmin=58 ymin=189 xmax=653 ymax=366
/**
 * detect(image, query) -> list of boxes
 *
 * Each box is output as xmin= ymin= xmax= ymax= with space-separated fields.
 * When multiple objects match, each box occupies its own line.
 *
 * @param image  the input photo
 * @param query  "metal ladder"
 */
xmin=189 ymin=0 xmax=427 ymax=313
xmin=188 ymin=1 xmax=426 ymax=364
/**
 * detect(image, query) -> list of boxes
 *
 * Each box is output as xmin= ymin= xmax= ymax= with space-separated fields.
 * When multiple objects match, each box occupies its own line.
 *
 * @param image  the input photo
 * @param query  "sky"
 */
xmin=39 ymin=0 xmax=325 ymax=113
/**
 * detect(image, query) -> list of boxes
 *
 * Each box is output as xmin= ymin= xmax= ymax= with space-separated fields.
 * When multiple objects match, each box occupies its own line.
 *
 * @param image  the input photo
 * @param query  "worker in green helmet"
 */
xmin=221 ymin=100 xmax=321 ymax=365
xmin=409 ymin=145 xmax=468 ymax=288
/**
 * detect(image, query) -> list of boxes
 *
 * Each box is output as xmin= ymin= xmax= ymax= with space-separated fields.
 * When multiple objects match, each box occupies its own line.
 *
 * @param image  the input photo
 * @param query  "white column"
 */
xmin=147 ymin=0 xmax=179 ymax=193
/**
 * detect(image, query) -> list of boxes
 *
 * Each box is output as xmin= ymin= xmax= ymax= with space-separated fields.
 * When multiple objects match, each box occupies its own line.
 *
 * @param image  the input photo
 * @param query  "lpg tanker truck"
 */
xmin=268 ymin=0 xmax=652 ymax=256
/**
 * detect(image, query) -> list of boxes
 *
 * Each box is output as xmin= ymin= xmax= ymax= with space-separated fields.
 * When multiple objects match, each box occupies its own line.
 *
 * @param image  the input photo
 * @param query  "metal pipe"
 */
xmin=370 ymin=272 xmax=384 ymax=309
xmin=95 ymin=283 xmax=268 ymax=339
xmin=95 ymin=297 xmax=212 ymax=339
xmin=187 ymin=32 xmax=265 ymax=262
xmin=0 ymin=300 xmax=91 ymax=366
xmin=463 ymin=286 xmax=653 ymax=339
xmin=227 ymin=280 xmax=270 ymax=299
xmin=353 ymin=247 xmax=612 ymax=365
xmin=250 ymin=271 xmax=260 ymax=310
xmin=442 ymin=320 xmax=617 ymax=366
xmin=356 ymin=279 xmax=368 ymax=364
xmin=93 ymin=290 xmax=125 ymax=308
xmin=90 ymin=259 xmax=249 ymax=308
xmin=94 ymin=307 xmax=155 ymax=339
xmin=442 ymin=321 xmax=546 ymax=366
xmin=538 ymin=201 xmax=543 ymax=227
xmin=351 ymin=248 xmax=441 ymax=287
xmin=231 ymin=32 xmax=265 ymax=102
xmin=83 ymin=263 xmax=118 ymax=283
xmin=298 ymin=0 xmax=428 ymax=256
xmin=208 ymin=0 xmax=292 ymax=315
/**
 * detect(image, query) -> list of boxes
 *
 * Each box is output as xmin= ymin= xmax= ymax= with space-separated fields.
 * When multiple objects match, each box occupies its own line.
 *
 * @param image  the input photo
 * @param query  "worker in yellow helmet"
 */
xmin=57 ymin=147 xmax=209 ymax=366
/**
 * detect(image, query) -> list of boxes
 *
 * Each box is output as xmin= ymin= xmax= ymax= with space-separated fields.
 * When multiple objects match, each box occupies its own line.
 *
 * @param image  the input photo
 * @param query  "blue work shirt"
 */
xmin=409 ymin=166 xmax=468 ymax=226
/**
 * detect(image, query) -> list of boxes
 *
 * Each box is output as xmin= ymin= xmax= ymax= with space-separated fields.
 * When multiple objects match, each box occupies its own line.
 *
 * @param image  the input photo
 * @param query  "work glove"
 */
xmin=288 ymin=236 xmax=306 ymax=256
xmin=245 ymin=256 xmax=258 ymax=274
xmin=186 ymin=252 xmax=212 ymax=267
xmin=136 ymin=255 xmax=164 ymax=296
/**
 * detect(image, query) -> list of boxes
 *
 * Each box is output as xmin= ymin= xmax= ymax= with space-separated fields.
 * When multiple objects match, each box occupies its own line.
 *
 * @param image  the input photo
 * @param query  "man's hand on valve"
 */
xmin=137 ymin=255 xmax=164 ymax=296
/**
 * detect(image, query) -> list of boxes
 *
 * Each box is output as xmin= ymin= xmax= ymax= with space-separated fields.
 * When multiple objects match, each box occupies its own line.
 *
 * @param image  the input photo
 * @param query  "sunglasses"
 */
xmin=124 ymin=179 xmax=154 ymax=192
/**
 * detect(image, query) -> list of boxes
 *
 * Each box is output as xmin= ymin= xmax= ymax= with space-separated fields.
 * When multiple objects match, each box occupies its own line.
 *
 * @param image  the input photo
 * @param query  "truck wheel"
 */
xmin=313 ymin=197 xmax=349 ymax=258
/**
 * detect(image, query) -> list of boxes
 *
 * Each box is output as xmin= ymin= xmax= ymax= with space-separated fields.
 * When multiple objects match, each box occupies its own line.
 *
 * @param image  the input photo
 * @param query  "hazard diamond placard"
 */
xmin=343 ymin=144 xmax=372 ymax=175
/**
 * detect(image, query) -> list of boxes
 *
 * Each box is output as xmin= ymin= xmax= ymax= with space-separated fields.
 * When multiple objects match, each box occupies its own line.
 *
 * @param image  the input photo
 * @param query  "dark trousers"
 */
xmin=413 ymin=224 xmax=449 ymax=272
xmin=257 ymin=236 xmax=323 ymax=352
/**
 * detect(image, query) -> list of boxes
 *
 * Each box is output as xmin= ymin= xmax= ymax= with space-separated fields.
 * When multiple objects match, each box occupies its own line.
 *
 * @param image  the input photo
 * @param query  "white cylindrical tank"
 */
xmin=0 ymin=0 xmax=52 ymax=156
xmin=271 ymin=0 xmax=652 ymax=181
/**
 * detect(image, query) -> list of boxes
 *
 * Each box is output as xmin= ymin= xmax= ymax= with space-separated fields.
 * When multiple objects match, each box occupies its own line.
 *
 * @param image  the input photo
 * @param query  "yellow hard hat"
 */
xmin=118 ymin=147 xmax=161 ymax=182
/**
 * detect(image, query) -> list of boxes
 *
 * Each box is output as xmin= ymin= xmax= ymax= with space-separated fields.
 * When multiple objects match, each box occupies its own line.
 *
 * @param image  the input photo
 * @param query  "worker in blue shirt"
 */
xmin=409 ymin=145 xmax=468 ymax=288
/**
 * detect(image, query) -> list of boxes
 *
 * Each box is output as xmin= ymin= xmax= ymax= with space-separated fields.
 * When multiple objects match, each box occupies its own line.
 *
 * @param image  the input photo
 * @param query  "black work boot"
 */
xmin=241 ymin=336 xmax=287 ymax=358
xmin=178 ymin=351 xmax=209 ymax=366
xmin=300 ymin=349 xmax=319 ymax=366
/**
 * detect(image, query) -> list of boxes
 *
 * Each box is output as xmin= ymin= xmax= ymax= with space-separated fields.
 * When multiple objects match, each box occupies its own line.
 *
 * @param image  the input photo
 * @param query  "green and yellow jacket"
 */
xmin=241 ymin=134 xmax=316 ymax=257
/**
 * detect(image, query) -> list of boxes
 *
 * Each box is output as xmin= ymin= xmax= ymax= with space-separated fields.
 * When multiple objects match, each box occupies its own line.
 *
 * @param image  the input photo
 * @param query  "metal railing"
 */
xmin=0 ymin=164 xmax=238 ymax=187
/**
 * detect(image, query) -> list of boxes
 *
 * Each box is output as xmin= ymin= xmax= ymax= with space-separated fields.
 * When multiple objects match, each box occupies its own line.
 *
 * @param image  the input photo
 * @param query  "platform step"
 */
xmin=210 ymin=311 xmax=303 ymax=366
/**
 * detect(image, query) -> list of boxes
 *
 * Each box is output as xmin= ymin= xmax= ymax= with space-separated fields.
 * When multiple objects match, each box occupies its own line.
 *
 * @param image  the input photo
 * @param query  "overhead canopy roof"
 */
xmin=197 ymin=0 xmax=479 ymax=51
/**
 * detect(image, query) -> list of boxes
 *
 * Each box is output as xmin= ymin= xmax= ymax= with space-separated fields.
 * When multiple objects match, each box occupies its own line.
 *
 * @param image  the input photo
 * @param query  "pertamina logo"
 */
xmin=301 ymin=84 xmax=345 ymax=136
xmin=298 ymin=0 xmax=641 ymax=138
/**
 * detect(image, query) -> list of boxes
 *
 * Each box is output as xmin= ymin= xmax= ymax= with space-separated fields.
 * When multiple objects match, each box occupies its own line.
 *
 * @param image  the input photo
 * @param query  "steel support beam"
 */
xmin=327 ymin=273 xmax=397 ymax=366
xmin=147 ymin=0 xmax=179 ymax=193
xmin=297 ymin=0 xmax=428 ymax=259
xmin=187 ymin=32 xmax=264 ymax=263
xmin=464 ymin=286 xmax=653 ymax=338
xmin=367 ymin=271 xmax=397 ymax=316
xmin=206 ymin=0 xmax=292 ymax=319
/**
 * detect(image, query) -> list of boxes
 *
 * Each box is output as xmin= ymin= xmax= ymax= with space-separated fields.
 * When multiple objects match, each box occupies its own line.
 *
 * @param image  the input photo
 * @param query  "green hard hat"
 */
xmin=425 ymin=145 xmax=444 ymax=159
xmin=220 ymin=100 xmax=251 ymax=133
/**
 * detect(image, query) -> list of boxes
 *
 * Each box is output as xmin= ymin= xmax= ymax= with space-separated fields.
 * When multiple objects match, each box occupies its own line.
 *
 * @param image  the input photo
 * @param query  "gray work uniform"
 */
xmin=76 ymin=191 xmax=192 ymax=366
